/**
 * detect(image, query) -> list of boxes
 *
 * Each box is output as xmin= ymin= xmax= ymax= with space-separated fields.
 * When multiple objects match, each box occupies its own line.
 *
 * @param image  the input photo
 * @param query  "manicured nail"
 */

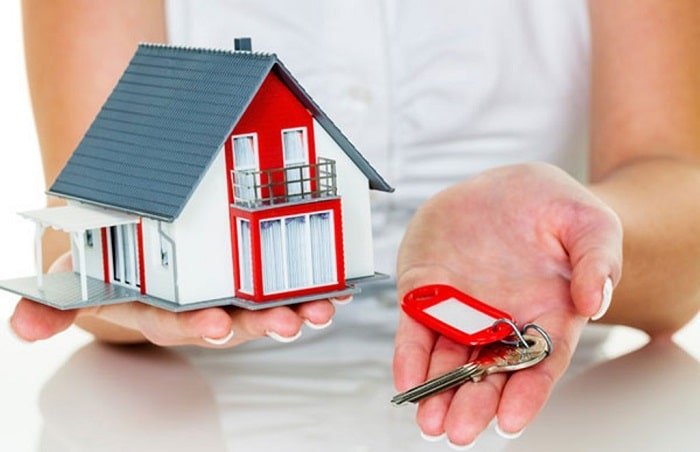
xmin=202 ymin=329 xmax=235 ymax=345
xmin=266 ymin=329 xmax=302 ymax=343
xmin=303 ymin=318 xmax=333 ymax=330
xmin=330 ymin=296 xmax=352 ymax=306
xmin=420 ymin=431 xmax=446 ymax=442
xmin=592 ymin=277 xmax=613 ymax=321
xmin=447 ymin=438 xmax=476 ymax=450
xmin=495 ymin=422 xmax=525 ymax=439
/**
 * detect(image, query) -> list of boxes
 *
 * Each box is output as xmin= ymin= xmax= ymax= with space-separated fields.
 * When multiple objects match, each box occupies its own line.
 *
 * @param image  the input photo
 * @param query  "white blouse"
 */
xmin=165 ymin=0 xmax=591 ymax=274
xmin=165 ymin=3 xmax=598 ymax=450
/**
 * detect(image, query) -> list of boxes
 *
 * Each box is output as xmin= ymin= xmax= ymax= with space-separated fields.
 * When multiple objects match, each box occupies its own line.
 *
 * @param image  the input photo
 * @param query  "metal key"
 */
xmin=391 ymin=334 xmax=550 ymax=406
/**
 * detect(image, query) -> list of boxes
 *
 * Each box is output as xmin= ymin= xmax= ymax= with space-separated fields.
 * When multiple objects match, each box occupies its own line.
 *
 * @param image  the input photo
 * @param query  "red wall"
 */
xmin=224 ymin=70 xmax=328 ymax=300
xmin=230 ymin=198 xmax=345 ymax=302
xmin=224 ymin=71 xmax=317 ymax=202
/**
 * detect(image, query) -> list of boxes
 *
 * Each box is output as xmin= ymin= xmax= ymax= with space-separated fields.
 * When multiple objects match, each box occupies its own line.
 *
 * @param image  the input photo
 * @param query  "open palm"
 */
xmin=393 ymin=163 xmax=622 ymax=446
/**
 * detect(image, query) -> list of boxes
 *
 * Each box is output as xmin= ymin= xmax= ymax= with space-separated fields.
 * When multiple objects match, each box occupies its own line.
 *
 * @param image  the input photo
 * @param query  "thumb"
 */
xmin=561 ymin=205 xmax=623 ymax=320
xmin=562 ymin=206 xmax=622 ymax=320
xmin=10 ymin=298 xmax=78 ymax=341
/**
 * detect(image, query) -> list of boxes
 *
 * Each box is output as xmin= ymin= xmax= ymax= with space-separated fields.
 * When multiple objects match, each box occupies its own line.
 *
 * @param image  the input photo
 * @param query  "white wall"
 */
xmin=141 ymin=217 xmax=176 ymax=301
xmin=168 ymin=150 xmax=235 ymax=304
xmin=66 ymin=201 xmax=106 ymax=281
xmin=313 ymin=120 xmax=374 ymax=279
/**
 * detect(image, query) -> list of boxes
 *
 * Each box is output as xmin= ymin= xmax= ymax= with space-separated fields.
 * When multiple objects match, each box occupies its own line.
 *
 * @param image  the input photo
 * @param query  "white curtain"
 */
xmin=238 ymin=220 xmax=253 ymax=292
xmin=283 ymin=130 xmax=309 ymax=197
xmin=310 ymin=213 xmax=335 ymax=284
xmin=233 ymin=136 xmax=256 ymax=201
xmin=261 ymin=219 xmax=285 ymax=292
xmin=285 ymin=216 xmax=311 ymax=288
xmin=110 ymin=224 xmax=139 ymax=287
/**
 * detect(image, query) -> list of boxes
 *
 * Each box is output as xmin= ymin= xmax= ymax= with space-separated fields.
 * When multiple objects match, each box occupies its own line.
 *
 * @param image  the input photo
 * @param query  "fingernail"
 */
xmin=591 ymin=277 xmax=613 ymax=321
xmin=202 ymin=329 xmax=235 ymax=345
xmin=447 ymin=438 xmax=476 ymax=450
xmin=420 ymin=431 xmax=446 ymax=442
xmin=266 ymin=329 xmax=302 ymax=343
xmin=495 ymin=422 xmax=525 ymax=439
xmin=330 ymin=296 xmax=352 ymax=306
xmin=303 ymin=318 xmax=333 ymax=330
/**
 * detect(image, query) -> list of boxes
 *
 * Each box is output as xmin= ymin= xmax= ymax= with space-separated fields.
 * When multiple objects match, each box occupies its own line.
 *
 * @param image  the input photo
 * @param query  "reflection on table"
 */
xmin=37 ymin=312 xmax=699 ymax=452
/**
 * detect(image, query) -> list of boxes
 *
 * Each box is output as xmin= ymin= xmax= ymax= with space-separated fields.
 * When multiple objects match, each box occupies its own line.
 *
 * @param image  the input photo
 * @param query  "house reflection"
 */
xmin=38 ymin=342 xmax=226 ymax=452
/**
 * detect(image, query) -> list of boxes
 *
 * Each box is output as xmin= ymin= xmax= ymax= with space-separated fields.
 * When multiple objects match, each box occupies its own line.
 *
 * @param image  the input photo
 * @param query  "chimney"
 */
xmin=234 ymin=37 xmax=252 ymax=52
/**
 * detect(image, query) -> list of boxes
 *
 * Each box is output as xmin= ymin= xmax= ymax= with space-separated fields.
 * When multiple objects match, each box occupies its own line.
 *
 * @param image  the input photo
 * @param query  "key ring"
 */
xmin=493 ymin=319 xmax=554 ymax=355
xmin=492 ymin=318 xmax=530 ymax=349
xmin=521 ymin=323 xmax=553 ymax=355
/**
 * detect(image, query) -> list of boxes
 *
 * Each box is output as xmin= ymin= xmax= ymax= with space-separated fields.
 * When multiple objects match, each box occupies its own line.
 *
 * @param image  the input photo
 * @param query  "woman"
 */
xmin=11 ymin=0 xmax=700 ymax=449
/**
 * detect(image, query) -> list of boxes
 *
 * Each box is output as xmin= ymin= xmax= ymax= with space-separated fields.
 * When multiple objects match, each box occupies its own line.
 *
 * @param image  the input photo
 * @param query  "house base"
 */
xmin=0 ymin=272 xmax=387 ymax=312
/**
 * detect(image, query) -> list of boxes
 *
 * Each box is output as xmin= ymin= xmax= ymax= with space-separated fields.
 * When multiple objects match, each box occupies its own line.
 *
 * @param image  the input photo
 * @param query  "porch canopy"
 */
xmin=20 ymin=205 xmax=139 ymax=301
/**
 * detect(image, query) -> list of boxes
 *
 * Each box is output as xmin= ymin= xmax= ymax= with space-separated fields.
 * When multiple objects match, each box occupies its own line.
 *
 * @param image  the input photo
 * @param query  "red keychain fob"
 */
xmin=401 ymin=285 xmax=515 ymax=346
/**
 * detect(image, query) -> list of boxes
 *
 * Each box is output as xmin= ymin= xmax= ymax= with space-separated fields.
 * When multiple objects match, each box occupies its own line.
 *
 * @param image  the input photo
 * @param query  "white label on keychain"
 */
xmin=424 ymin=298 xmax=497 ymax=335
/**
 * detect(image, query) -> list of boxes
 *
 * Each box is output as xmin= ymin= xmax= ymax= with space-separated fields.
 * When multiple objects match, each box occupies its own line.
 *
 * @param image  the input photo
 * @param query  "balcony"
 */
xmin=231 ymin=157 xmax=337 ymax=208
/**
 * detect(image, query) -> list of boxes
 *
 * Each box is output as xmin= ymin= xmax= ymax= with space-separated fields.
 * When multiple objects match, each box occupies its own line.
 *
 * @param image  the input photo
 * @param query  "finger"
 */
xmin=443 ymin=373 xmax=508 ymax=447
xmin=84 ymin=303 xmax=234 ymax=347
xmin=561 ymin=205 xmax=623 ymax=318
xmin=330 ymin=295 xmax=353 ymax=306
xmin=496 ymin=313 xmax=586 ymax=434
xmin=415 ymin=335 xmax=471 ymax=437
xmin=294 ymin=299 xmax=336 ymax=329
xmin=10 ymin=298 xmax=78 ymax=341
xmin=229 ymin=305 xmax=305 ymax=343
xmin=393 ymin=312 xmax=438 ymax=392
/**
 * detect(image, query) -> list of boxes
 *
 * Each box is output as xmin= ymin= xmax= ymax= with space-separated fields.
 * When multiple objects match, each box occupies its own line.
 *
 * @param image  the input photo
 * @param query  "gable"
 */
xmin=49 ymin=44 xmax=276 ymax=221
xmin=48 ymin=43 xmax=392 ymax=222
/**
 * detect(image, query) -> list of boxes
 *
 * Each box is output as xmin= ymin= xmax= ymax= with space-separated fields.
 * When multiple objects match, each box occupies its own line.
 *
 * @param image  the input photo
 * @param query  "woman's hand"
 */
xmin=393 ymin=163 xmax=623 ymax=447
xmin=10 ymin=252 xmax=344 ymax=347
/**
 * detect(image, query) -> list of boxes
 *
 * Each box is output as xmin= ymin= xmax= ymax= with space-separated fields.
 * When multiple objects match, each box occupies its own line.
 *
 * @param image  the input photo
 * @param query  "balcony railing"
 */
xmin=231 ymin=157 xmax=337 ymax=208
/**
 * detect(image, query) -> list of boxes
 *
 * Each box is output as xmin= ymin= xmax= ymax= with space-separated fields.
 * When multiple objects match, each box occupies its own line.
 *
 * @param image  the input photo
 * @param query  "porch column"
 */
xmin=71 ymin=231 xmax=89 ymax=301
xmin=34 ymin=223 xmax=46 ymax=288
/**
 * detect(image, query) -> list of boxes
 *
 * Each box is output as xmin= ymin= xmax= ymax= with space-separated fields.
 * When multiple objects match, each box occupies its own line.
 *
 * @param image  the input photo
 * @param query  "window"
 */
xmin=310 ymin=213 xmax=334 ymax=284
xmin=110 ymin=224 xmax=140 ymax=288
xmin=260 ymin=219 xmax=285 ymax=293
xmin=237 ymin=219 xmax=253 ymax=293
xmin=232 ymin=134 xmax=259 ymax=202
xmin=260 ymin=211 xmax=336 ymax=294
xmin=285 ymin=216 xmax=312 ymax=288
xmin=282 ymin=128 xmax=310 ymax=197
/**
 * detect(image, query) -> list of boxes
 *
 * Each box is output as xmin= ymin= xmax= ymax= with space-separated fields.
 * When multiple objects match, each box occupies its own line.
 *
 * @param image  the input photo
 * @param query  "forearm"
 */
xmin=23 ymin=0 xmax=166 ymax=267
xmin=22 ymin=0 xmax=165 ymax=340
xmin=590 ymin=157 xmax=700 ymax=334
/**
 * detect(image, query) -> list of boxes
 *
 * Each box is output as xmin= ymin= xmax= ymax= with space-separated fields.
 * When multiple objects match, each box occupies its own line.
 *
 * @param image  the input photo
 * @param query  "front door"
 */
xmin=110 ymin=224 xmax=140 ymax=289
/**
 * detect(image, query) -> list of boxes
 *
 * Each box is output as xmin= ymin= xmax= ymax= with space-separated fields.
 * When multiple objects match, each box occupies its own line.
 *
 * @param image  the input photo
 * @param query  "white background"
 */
xmin=0 ymin=1 xmax=698 ymax=451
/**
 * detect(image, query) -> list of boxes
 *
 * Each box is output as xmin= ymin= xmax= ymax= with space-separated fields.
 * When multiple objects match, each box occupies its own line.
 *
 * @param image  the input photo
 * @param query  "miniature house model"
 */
xmin=0 ymin=39 xmax=392 ymax=311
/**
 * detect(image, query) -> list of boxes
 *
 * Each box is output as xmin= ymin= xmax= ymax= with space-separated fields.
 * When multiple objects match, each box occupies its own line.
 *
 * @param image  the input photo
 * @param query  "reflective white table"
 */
xmin=1 ymin=292 xmax=698 ymax=452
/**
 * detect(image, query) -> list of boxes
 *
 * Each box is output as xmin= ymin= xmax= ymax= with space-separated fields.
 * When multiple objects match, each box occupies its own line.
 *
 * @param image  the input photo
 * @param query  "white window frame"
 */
xmin=231 ymin=133 xmax=261 ymax=201
xmin=236 ymin=218 xmax=254 ymax=295
xmin=281 ymin=127 xmax=311 ymax=196
xmin=260 ymin=209 xmax=337 ymax=295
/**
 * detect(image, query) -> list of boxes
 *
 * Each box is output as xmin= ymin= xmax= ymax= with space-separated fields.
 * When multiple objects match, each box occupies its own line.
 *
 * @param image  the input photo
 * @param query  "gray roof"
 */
xmin=49 ymin=43 xmax=393 ymax=221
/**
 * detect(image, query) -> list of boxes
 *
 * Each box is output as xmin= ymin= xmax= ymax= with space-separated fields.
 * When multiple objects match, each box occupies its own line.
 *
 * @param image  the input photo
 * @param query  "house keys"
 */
xmin=393 ymin=285 xmax=553 ymax=406
xmin=391 ymin=333 xmax=550 ymax=405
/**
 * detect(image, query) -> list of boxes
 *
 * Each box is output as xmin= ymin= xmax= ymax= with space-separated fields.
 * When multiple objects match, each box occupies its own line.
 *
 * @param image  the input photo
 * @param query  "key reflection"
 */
xmin=504 ymin=338 xmax=700 ymax=452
